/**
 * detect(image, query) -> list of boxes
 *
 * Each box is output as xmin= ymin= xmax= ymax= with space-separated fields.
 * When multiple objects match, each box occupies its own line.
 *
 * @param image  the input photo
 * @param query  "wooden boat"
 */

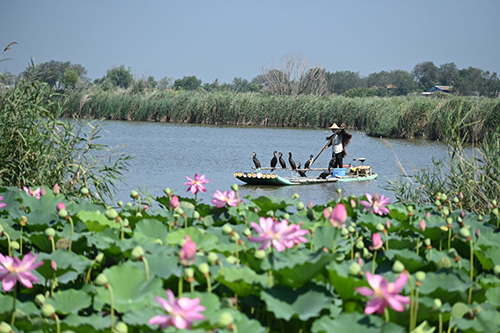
xmin=234 ymin=165 xmax=377 ymax=186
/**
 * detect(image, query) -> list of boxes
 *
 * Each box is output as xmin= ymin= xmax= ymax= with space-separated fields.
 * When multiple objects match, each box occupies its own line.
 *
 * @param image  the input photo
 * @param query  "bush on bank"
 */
xmin=0 ymin=183 xmax=499 ymax=332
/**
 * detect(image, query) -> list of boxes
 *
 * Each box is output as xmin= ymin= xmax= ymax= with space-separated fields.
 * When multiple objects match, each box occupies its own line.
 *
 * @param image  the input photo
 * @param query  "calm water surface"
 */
xmin=96 ymin=120 xmax=448 ymax=206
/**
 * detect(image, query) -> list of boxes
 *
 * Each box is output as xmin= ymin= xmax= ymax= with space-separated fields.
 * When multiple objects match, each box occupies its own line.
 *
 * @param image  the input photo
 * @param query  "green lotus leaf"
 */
xmin=165 ymin=227 xmax=218 ymax=252
xmin=453 ymin=308 xmax=500 ymax=333
xmin=45 ymin=289 xmax=92 ymax=315
xmin=77 ymin=210 xmax=119 ymax=232
xmin=312 ymin=312 xmax=406 ymax=333
xmin=95 ymin=264 xmax=164 ymax=313
xmin=28 ymin=232 xmax=53 ymax=252
xmin=357 ymin=213 xmax=388 ymax=232
xmin=0 ymin=294 xmax=38 ymax=317
xmin=122 ymin=306 xmax=164 ymax=327
xmin=386 ymin=203 xmax=410 ymax=222
xmin=485 ymin=287 xmax=500 ymax=307
xmin=184 ymin=291 xmax=221 ymax=326
xmin=216 ymin=265 xmax=268 ymax=296
xmin=249 ymin=196 xmax=295 ymax=213
xmin=133 ymin=218 xmax=169 ymax=240
xmin=475 ymin=246 xmax=500 ymax=271
xmin=62 ymin=313 xmax=110 ymax=331
xmin=312 ymin=226 xmax=340 ymax=251
xmin=418 ymin=270 xmax=472 ymax=296
xmin=384 ymin=249 xmax=427 ymax=272
xmin=261 ymin=284 xmax=332 ymax=321
xmin=129 ymin=252 xmax=182 ymax=279
xmin=326 ymin=261 xmax=368 ymax=301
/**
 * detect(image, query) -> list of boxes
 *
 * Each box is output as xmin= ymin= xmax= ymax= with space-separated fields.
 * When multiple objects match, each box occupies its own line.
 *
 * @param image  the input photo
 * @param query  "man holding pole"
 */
xmin=324 ymin=123 xmax=352 ymax=169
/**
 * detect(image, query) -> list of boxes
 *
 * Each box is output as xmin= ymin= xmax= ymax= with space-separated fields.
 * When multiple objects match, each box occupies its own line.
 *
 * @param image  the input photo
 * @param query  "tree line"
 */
xmin=1 ymin=54 xmax=499 ymax=97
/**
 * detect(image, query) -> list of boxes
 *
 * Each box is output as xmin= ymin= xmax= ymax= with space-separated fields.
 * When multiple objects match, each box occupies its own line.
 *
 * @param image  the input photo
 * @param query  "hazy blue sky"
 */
xmin=2 ymin=1 xmax=499 ymax=84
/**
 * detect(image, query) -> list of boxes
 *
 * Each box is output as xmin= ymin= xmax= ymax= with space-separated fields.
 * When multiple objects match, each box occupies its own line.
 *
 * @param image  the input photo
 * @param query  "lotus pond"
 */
xmin=0 ymin=180 xmax=500 ymax=333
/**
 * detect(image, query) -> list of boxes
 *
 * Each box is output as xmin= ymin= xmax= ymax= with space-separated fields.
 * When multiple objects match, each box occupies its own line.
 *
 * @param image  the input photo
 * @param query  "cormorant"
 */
xmin=270 ymin=151 xmax=277 ymax=171
xmin=252 ymin=152 xmax=261 ymax=169
xmin=297 ymin=163 xmax=307 ymax=177
xmin=304 ymin=154 xmax=314 ymax=169
xmin=288 ymin=152 xmax=297 ymax=171
xmin=317 ymin=170 xmax=331 ymax=179
xmin=278 ymin=152 xmax=287 ymax=169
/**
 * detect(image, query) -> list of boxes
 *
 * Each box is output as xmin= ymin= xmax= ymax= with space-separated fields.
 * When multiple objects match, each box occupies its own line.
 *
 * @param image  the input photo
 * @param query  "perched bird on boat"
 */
xmin=278 ymin=152 xmax=287 ymax=169
xmin=297 ymin=163 xmax=307 ymax=177
xmin=288 ymin=152 xmax=297 ymax=171
xmin=317 ymin=170 xmax=331 ymax=179
xmin=270 ymin=151 xmax=278 ymax=171
xmin=304 ymin=154 xmax=314 ymax=169
xmin=252 ymin=152 xmax=261 ymax=170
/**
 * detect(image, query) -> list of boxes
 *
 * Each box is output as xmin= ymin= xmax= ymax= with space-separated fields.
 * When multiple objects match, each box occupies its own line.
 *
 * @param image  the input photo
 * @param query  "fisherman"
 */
xmin=324 ymin=123 xmax=352 ymax=169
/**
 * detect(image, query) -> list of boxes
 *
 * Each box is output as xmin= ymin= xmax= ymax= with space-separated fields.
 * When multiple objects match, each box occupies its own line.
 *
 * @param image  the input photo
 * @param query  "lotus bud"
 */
xmin=122 ymin=218 xmax=129 ymax=227
xmin=222 ymin=224 xmax=233 ymax=234
xmin=355 ymin=240 xmax=364 ymax=249
xmin=164 ymin=187 xmax=171 ymax=195
xmin=475 ymin=229 xmax=481 ymax=238
xmin=415 ymin=271 xmax=426 ymax=282
xmin=385 ymin=220 xmax=391 ymax=230
xmin=453 ymin=197 xmax=459 ymax=203
xmin=230 ymin=232 xmax=240 ymax=242
xmin=292 ymin=193 xmax=299 ymax=199
xmin=20 ymin=215 xmax=27 ymax=226
xmin=56 ymin=202 xmax=66 ymax=212
xmin=492 ymin=208 xmax=499 ymax=215
xmin=434 ymin=200 xmax=441 ymax=206
xmin=130 ymin=190 xmax=139 ymax=199
xmin=442 ymin=208 xmax=450 ymax=216
xmin=114 ymin=322 xmax=128 ymax=333
xmin=457 ymin=217 xmax=463 ymax=223
xmin=105 ymin=209 xmax=118 ymax=220
xmin=254 ymin=250 xmax=266 ymax=259
xmin=434 ymin=298 xmax=443 ymax=308
xmin=376 ymin=223 xmax=385 ymax=231
xmin=226 ymin=255 xmax=237 ymax=264
xmin=341 ymin=228 xmax=349 ymax=236
xmin=350 ymin=198 xmax=356 ymax=208
xmin=297 ymin=201 xmax=305 ymax=210
xmin=41 ymin=304 xmax=55 ymax=318
xmin=208 ymin=252 xmax=218 ymax=264
xmin=336 ymin=188 xmax=342 ymax=195
xmin=231 ymin=184 xmax=238 ymax=192
xmin=392 ymin=260 xmax=405 ymax=273
xmin=179 ymin=235 xmax=197 ymax=266
xmin=307 ymin=201 xmax=313 ymax=209
xmin=348 ymin=226 xmax=356 ymax=233
xmin=80 ymin=188 xmax=89 ymax=195
xmin=177 ymin=208 xmax=184 ymax=215
xmin=493 ymin=199 xmax=498 ymax=206
xmin=494 ymin=265 xmax=500 ymax=275
xmin=95 ymin=253 xmax=104 ymax=263
xmin=348 ymin=262 xmax=361 ymax=275
xmin=184 ymin=267 xmax=194 ymax=278
xmin=193 ymin=211 xmax=200 ymax=220
xmin=440 ymin=226 xmax=449 ymax=232
xmin=0 ymin=322 xmax=11 ymax=333
xmin=437 ymin=257 xmax=451 ymax=269
xmin=459 ymin=227 xmax=470 ymax=238
xmin=371 ymin=233 xmax=383 ymax=250
xmin=58 ymin=209 xmax=68 ymax=219
xmin=10 ymin=241 xmax=20 ymax=250
xmin=362 ymin=247 xmax=372 ymax=259
xmin=45 ymin=227 xmax=56 ymax=237
xmin=478 ymin=215 xmax=483 ymax=221
xmin=218 ymin=312 xmax=234 ymax=327
xmin=407 ymin=206 xmax=413 ymax=212
xmin=117 ymin=201 xmax=123 ymax=207
xmin=441 ymin=194 xmax=448 ymax=201
xmin=243 ymin=228 xmax=251 ymax=236
xmin=131 ymin=246 xmax=145 ymax=260
xmin=35 ymin=294 xmax=46 ymax=306
xmin=198 ymin=263 xmax=210 ymax=275
xmin=95 ymin=273 xmax=108 ymax=286
xmin=51 ymin=260 xmax=57 ymax=271
xmin=424 ymin=238 xmax=431 ymax=246
xmin=323 ymin=207 xmax=332 ymax=219
xmin=169 ymin=196 xmax=179 ymax=210
xmin=283 ymin=213 xmax=290 ymax=220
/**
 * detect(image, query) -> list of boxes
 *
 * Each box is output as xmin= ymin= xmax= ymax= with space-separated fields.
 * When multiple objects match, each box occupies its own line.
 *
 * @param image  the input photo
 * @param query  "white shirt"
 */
xmin=332 ymin=134 xmax=343 ymax=154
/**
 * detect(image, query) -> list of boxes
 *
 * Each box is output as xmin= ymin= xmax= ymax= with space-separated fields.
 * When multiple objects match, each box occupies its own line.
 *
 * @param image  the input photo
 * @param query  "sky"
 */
xmin=1 ymin=1 xmax=499 ymax=84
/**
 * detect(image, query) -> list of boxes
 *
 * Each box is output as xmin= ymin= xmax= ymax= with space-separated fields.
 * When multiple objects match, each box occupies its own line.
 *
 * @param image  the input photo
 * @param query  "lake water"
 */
xmin=94 ymin=120 xmax=449 ymax=206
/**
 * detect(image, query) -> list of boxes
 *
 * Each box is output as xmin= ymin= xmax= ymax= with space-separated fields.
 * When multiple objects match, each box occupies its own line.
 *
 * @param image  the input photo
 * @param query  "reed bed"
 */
xmin=62 ymin=90 xmax=500 ymax=142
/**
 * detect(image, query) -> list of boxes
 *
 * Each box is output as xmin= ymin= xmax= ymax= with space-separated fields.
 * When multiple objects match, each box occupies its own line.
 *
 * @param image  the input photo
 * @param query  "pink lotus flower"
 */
xmin=184 ymin=174 xmax=210 ymax=194
xmin=179 ymin=235 xmax=197 ymax=266
xmin=21 ymin=186 xmax=42 ymax=199
xmin=0 ymin=252 xmax=44 ymax=291
xmin=418 ymin=219 xmax=426 ymax=232
xmin=329 ymin=203 xmax=347 ymax=229
xmin=356 ymin=271 xmax=410 ymax=314
xmin=53 ymin=183 xmax=60 ymax=194
xmin=56 ymin=202 xmax=66 ymax=212
xmin=149 ymin=289 xmax=205 ymax=330
xmin=0 ymin=196 xmax=6 ymax=209
xmin=248 ymin=217 xmax=307 ymax=252
xmin=211 ymin=190 xmax=239 ymax=208
xmin=360 ymin=192 xmax=390 ymax=216
xmin=323 ymin=207 xmax=331 ymax=219
xmin=370 ymin=233 xmax=383 ymax=251
xmin=169 ymin=195 xmax=180 ymax=210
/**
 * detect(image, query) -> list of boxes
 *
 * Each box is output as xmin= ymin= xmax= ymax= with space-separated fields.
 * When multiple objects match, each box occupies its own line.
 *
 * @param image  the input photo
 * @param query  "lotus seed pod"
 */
xmin=0 ymin=322 xmax=11 ymax=333
xmin=177 ymin=208 xmax=184 ymax=215
xmin=58 ymin=208 xmax=68 ymax=218
xmin=440 ymin=226 xmax=449 ymax=232
xmin=492 ymin=208 xmax=499 ymax=215
xmin=453 ymin=197 xmax=459 ymax=203
xmin=80 ymin=188 xmax=89 ymax=195
xmin=122 ymin=218 xmax=129 ymax=227
xmin=114 ymin=322 xmax=128 ymax=333
xmin=292 ymin=193 xmax=300 ymax=199
xmin=226 ymin=255 xmax=237 ymax=264
xmin=231 ymin=184 xmax=238 ymax=192
xmin=437 ymin=257 xmax=451 ymax=269
xmin=348 ymin=226 xmax=355 ymax=233
xmin=105 ymin=209 xmax=118 ymax=220
xmin=218 ymin=312 xmax=234 ymax=327
xmin=198 ymin=263 xmax=210 ymax=274
xmin=362 ymin=247 xmax=371 ymax=259
xmin=117 ymin=201 xmax=123 ymax=207
xmin=230 ymin=233 xmax=240 ymax=242
xmin=348 ymin=262 xmax=361 ymax=275
xmin=222 ymin=224 xmax=233 ymax=234
xmin=126 ymin=202 xmax=132 ymax=207
xmin=44 ymin=227 xmax=56 ymax=237
xmin=164 ymin=187 xmax=171 ymax=195
xmin=492 ymin=199 xmax=498 ymax=206
xmin=41 ymin=304 xmax=55 ymax=318
xmin=434 ymin=200 xmax=441 ymax=206
xmin=20 ymin=215 xmax=28 ymax=225
xmin=95 ymin=253 xmax=104 ymax=263
xmin=130 ymin=190 xmax=139 ymax=199
xmin=283 ymin=213 xmax=290 ymax=220
xmin=297 ymin=202 xmax=305 ymax=210
xmin=376 ymin=223 xmax=385 ymax=231
xmin=254 ymin=250 xmax=266 ymax=259
xmin=424 ymin=238 xmax=431 ymax=246
xmin=457 ymin=217 xmax=463 ymax=223
xmin=10 ymin=241 xmax=20 ymax=250
xmin=459 ymin=227 xmax=470 ymax=238
xmin=341 ymin=228 xmax=349 ymax=236
xmin=184 ymin=268 xmax=194 ymax=278
xmin=153 ymin=238 xmax=163 ymax=245
xmin=440 ymin=194 xmax=448 ymax=201
xmin=135 ymin=212 xmax=142 ymax=218
xmin=35 ymin=294 xmax=46 ymax=306
xmin=131 ymin=246 xmax=145 ymax=260
xmin=355 ymin=240 xmax=364 ymax=249
xmin=193 ymin=211 xmax=200 ymax=219
xmin=335 ymin=253 xmax=345 ymax=261
xmin=267 ymin=210 xmax=274 ymax=217
xmin=493 ymin=265 xmax=500 ymax=275
xmin=208 ymin=252 xmax=218 ymax=264
xmin=392 ymin=260 xmax=405 ymax=273
xmin=434 ymin=298 xmax=442 ymax=308
xmin=442 ymin=208 xmax=450 ymax=216
xmin=95 ymin=273 xmax=108 ymax=286
xmin=415 ymin=271 xmax=426 ymax=282
xmin=478 ymin=215 xmax=483 ymax=221
xmin=243 ymin=228 xmax=251 ymax=236
xmin=407 ymin=206 xmax=413 ymax=212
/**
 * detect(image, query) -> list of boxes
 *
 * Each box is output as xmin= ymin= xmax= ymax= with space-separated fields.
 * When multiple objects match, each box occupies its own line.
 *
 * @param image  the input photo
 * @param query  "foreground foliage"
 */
xmin=0 ymin=183 xmax=500 ymax=333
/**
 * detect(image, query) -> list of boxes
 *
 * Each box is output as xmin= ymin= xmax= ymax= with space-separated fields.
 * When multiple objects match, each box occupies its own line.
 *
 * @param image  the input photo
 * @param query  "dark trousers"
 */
xmin=332 ymin=153 xmax=343 ymax=169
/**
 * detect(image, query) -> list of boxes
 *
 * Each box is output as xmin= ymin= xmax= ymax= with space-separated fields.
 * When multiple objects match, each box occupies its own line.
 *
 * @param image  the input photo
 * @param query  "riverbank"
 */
xmin=62 ymin=89 xmax=500 ymax=142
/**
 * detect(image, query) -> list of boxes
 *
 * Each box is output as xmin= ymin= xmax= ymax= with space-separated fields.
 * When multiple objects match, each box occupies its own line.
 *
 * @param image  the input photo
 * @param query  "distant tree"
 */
xmin=326 ymin=70 xmax=363 ymax=95
xmin=344 ymin=87 xmax=378 ymax=98
xmin=61 ymin=69 xmax=79 ymax=89
xmin=24 ymin=60 xmax=87 ymax=89
xmin=454 ymin=67 xmax=499 ymax=96
xmin=147 ymin=76 xmax=157 ymax=89
xmin=412 ymin=61 xmax=439 ymax=91
xmin=389 ymin=70 xmax=418 ymax=96
xmin=365 ymin=71 xmax=391 ymax=89
xmin=157 ymin=76 xmax=173 ymax=90
xmin=251 ymin=74 xmax=268 ymax=90
xmin=173 ymin=75 xmax=202 ymax=91
xmin=202 ymin=79 xmax=221 ymax=92
xmin=106 ymin=65 xmax=133 ymax=88
xmin=231 ymin=77 xmax=259 ymax=93
xmin=438 ymin=62 xmax=459 ymax=86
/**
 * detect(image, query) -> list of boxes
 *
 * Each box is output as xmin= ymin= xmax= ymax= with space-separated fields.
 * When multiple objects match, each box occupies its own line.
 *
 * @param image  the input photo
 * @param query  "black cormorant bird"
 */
xmin=252 ymin=152 xmax=261 ymax=169
xmin=270 ymin=151 xmax=278 ymax=171
xmin=297 ymin=163 xmax=307 ymax=177
xmin=304 ymin=154 xmax=314 ymax=169
xmin=288 ymin=152 xmax=297 ymax=171
xmin=278 ymin=152 xmax=287 ymax=169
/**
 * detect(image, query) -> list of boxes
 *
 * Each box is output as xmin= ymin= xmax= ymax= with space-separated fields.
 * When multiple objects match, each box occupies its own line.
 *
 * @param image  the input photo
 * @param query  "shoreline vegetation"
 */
xmin=63 ymin=89 xmax=500 ymax=143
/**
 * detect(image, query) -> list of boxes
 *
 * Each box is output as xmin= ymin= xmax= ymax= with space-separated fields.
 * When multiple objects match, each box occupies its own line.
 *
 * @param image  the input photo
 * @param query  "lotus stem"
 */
xmin=4 ymin=231 xmax=12 ymax=257
xmin=407 ymin=274 xmax=416 ymax=332
xmin=68 ymin=217 xmax=74 ymax=251
xmin=439 ymin=313 xmax=443 ymax=333
xmin=20 ymin=226 xmax=23 ymax=255
xmin=11 ymin=286 xmax=16 ymax=326
xmin=55 ymin=314 xmax=61 ymax=333
xmin=448 ymin=228 xmax=452 ymax=249
xmin=50 ymin=236 xmax=55 ymax=252
xmin=142 ymin=256 xmax=150 ymax=281
xmin=107 ymin=285 xmax=115 ymax=333
xmin=350 ymin=234 xmax=354 ymax=260
xmin=384 ymin=308 xmax=389 ymax=323
xmin=178 ymin=277 xmax=183 ymax=298
xmin=416 ymin=237 xmax=420 ymax=255
xmin=205 ymin=274 xmax=212 ymax=293
xmin=468 ymin=238 xmax=474 ymax=304
xmin=371 ymin=250 xmax=378 ymax=274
